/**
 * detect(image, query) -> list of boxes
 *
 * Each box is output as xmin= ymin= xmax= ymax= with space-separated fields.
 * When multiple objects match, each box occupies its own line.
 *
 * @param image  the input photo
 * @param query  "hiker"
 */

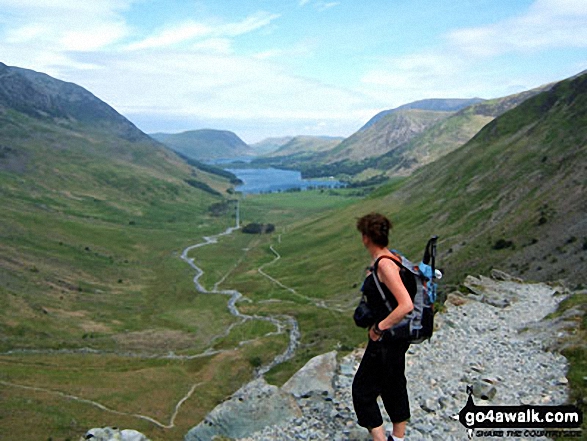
xmin=353 ymin=212 xmax=414 ymax=441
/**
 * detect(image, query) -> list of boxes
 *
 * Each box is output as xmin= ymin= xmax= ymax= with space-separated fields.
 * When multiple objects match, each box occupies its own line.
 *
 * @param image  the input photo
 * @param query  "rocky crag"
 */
xmin=185 ymin=271 xmax=576 ymax=441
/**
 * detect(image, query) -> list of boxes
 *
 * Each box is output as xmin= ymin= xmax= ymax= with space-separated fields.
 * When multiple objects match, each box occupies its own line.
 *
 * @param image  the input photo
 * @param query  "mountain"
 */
xmin=151 ymin=129 xmax=254 ymax=161
xmin=265 ymin=71 xmax=587 ymax=295
xmin=368 ymin=83 xmax=555 ymax=177
xmin=284 ymin=86 xmax=554 ymax=181
xmin=265 ymin=136 xmax=343 ymax=158
xmin=250 ymin=136 xmax=294 ymax=156
xmin=0 ymin=62 xmax=147 ymax=142
xmin=328 ymin=109 xmax=452 ymax=163
xmin=0 ymin=63 xmax=232 ymax=353
xmin=252 ymin=109 xmax=454 ymax=179
xmin=359 ymin=97 xmax=485 ymax=131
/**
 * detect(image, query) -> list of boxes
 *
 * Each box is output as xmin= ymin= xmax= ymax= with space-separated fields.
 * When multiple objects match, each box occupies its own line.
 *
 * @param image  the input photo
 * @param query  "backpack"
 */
xmin=372 ymin=236 xmax=439 ymax=344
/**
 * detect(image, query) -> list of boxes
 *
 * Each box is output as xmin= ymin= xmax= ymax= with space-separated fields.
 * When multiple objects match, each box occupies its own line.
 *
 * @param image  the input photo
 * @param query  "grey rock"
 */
xmin=490 ymin=269 xmax=523 ymax=282
xmin=281 ymin=351 xmax=337 ymax=399
xmin=185 ymin=377 xmax=301 ymax=441
xmin=80 ymin=428 xmax=150 ymax=441
xmin=196 ymin=276 xmax=571 ymax=441
xmin=472 ymin=380 xmax=497 ymax=401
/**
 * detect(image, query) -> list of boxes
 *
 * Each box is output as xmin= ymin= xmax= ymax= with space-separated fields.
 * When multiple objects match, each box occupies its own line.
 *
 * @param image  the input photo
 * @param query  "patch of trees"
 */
xmin=208 ymin=200 xmax=237 ymax=217
xmin=184 ymin=179 xmax=222 ymax=196
xmin=242 ymin=223 xmax=275 ymax=234
xmin=493 ymin=239 xmax=515 ymax=250
xmin=175 ymin=151 xmax=242 ymax=185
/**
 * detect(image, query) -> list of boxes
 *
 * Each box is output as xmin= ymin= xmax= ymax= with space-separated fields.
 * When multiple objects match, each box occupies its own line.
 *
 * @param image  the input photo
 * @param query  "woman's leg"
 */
xmin=392 ymin=420 xmax=407 ymax=438
xmin=352 ymin=341 xmax=384 ymax=431
xmin=380 ymin=341 xmax=411 ymax=438
xmin=369 ymin=425 xmax=387 ymax=441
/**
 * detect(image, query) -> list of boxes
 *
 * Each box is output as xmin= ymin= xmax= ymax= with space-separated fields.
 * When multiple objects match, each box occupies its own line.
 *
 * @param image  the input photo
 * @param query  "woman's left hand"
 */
xmin=369 ymin=323 xmax=383 ymax=341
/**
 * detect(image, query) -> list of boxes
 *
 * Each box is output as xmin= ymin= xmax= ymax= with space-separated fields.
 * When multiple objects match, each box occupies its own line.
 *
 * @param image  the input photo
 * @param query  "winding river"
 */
xmin=1 ymin=224 xmax=303 ymax=430
xmin=180 ymin=225 xmax=301 ymax=377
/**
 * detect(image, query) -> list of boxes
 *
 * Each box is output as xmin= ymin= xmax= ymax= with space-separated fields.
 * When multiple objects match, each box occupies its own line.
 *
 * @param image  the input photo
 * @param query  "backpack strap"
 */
xmin=372 ymin=255 xmax=402 ymax=312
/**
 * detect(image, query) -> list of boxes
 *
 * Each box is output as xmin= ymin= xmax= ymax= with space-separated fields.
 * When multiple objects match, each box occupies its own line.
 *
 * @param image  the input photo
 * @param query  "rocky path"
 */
xmin=192 ymin=272 xmax=573 ymax=441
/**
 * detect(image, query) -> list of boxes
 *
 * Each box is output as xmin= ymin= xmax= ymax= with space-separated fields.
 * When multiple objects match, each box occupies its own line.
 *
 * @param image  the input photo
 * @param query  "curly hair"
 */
xmin=356 ymin=212 xmax=392 ymax=247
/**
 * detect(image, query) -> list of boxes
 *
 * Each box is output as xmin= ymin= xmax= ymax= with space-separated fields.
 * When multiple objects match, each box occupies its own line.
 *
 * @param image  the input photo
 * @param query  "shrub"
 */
xmin=493 ymin=239 xmax=514 ymax=250
xmin=242 ymin=223 xmax=275 ymax=234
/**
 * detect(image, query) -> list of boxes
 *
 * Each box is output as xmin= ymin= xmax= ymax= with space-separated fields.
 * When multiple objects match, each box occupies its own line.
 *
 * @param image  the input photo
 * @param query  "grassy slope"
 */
xmin=0 ymin=109 xmax=256 ymax=440
xmin=0 ymin=109 xmax=234 ymax=351
xmin=0 ymin=133 xmax=363 ymax=441
xmin=265 ymin=136 xmax=343 ymax=158
xmin=151 ymin=129 xmax=253 ymax=161
xmin=328 ymin=109 xmax=452 ymax=162
xmin=241 ymin=72 xmax=586 ymax=382
xmin=1 ymin=72 xmax=585 ymax=440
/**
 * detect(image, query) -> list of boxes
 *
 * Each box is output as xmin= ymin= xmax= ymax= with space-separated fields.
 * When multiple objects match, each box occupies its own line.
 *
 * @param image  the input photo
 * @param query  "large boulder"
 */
xmin=281 ymin=351 xmax=338 ymax=399
xmin=463 ymin=275 xmax=519 ymax=308
xmin=80 ymin=427 xmax=149 ymax=441
xmin=185 ymin=377 xmax=301 ymax=441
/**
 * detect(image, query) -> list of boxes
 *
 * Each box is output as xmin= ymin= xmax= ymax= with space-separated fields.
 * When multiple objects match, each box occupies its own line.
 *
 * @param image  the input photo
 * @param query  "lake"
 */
xmin=225 ymin=167 xmax=345 ymax=194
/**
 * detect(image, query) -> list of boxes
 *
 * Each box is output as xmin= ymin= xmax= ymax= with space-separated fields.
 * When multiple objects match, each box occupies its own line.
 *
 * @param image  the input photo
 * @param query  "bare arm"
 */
xmin=368 ymin=258 xmax=413 ymax=340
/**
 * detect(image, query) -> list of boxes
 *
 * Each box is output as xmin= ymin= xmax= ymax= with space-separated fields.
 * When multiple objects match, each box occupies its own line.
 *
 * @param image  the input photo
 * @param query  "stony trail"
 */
xmin=191 ymin=273 xmax=574 ymax=441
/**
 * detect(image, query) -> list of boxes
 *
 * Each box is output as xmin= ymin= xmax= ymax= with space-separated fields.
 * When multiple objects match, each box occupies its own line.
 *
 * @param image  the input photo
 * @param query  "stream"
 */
xmin=180 ymin=225 xmax=301 ymax=377
xmin=1 ymin=224 xmax=303 ymax=431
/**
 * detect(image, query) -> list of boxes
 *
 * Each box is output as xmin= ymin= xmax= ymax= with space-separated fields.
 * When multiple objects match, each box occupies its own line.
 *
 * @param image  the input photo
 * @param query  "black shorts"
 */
xmin=352 ymin=337 xmax=411 ymax=429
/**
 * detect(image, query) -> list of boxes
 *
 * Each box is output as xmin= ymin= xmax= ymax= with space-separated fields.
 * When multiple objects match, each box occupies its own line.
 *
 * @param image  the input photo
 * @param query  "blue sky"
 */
xmin=0 ymin=0 xmax=585 ymax=143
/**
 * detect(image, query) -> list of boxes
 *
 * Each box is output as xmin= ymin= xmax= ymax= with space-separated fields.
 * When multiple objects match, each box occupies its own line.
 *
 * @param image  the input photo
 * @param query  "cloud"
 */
xmin=298 ymin=0 xmax=340 ymax=12
xmin=125 ymin=22 xmax=212 ymax=51
xmin=125 ymin=11 xmax=280 ymax=51
xmin=360 ymin=0 xmax=587 ymax=105
xmin=447 ymin=0 xmax=587 ymax=56
xmin=0 ymin=0 xmax=132 ymax=52
xmin=78 ymin=48 xmax=371 ymax=125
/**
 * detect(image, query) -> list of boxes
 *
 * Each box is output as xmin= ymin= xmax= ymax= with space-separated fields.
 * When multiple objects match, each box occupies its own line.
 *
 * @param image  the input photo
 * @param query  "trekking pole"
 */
xmin=430 ymin=235 xmax=438 ymax=278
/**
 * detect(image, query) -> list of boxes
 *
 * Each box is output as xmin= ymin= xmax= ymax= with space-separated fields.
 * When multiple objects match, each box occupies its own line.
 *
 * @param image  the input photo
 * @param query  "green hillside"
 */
xmin=261 ymin=72 xmax=587 ymax=297
xmin=0 ymin=66 xmax=242 ymax=353
xmin=1 ymin=62 xmax=585 ymax=441
xmin=151 ymin=129 xmax=254 ymax=161
xmin=372 ymin=86 xmax=551 ymax=177
xmin=266 ymin=135 xmax=343 ymax=158
xmin=358 ymin=97 xmax=484 ymax=131
xmin=0 ymin=65 xmax=364 ymax=440
xmin=257 ymin=87 xmax=554 ymax=184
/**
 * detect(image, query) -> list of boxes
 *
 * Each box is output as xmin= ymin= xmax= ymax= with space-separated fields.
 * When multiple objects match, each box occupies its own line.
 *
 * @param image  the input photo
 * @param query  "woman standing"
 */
xmin=353 ymin=213 xmax=414 ymax=441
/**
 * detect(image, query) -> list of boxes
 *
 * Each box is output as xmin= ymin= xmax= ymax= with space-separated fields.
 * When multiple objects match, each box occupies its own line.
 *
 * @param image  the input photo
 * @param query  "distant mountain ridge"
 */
xmin=359 ymin=98 xmax=485 ymax=131
xmin=266 ymin=135 xmax=344 ymax=158
xmin=250 ymin=137 xmax=294 ymax=155
xmin=151 ymin=129 xmax=253 ymax=161
xmin=258 ymin=85 xmax=557 ymax=181
xmin=0 ymin=62 xmax=147 ymax=142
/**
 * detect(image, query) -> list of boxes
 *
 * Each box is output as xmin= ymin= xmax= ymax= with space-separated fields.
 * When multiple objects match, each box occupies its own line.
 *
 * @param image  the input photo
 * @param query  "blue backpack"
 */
xmin=372 ymin=236 xmax=439 ymax=344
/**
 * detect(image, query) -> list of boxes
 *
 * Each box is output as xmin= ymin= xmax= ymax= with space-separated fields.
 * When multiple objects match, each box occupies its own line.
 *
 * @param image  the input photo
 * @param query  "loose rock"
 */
xmin=234 ymin=274 xmax=570 ymax=441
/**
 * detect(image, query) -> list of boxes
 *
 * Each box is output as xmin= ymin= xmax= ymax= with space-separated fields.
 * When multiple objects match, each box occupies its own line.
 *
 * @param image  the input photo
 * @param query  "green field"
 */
xmin=0 ymin=188 xmax=367 ymax=441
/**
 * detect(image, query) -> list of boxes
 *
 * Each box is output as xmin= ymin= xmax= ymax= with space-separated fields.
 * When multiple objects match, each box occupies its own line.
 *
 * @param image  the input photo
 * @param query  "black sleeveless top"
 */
xmin=361 ymin=258 xmax=399 ymax=323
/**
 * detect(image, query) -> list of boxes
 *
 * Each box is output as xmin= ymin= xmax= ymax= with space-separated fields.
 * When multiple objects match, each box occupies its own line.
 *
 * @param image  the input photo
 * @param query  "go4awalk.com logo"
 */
xmin=454 ymin=386 xmax=583 ymax=438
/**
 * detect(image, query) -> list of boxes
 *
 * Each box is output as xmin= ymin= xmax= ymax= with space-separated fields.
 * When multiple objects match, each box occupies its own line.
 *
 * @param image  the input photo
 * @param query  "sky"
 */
xmin=0 ymin=0 xmax=586 ymax=143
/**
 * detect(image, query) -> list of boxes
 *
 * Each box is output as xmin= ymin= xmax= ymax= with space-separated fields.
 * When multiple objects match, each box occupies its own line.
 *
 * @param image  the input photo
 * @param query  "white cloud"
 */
xmin=125 ymin=11 xmax=279 ymax=51
xmin=78 ymin=48 xmax=371 ymax=126
xmin=125 ymin=22 xmax=212 ymax=51
xmin=316 ymin=2 xmax=340 ymax=12
xmin=298 ymin=0 xmax=340 ymax=12
xmin=448 ymin=0 xmax=587 ymax=56
xmin=360 ymin=0 xmax=587 ymax=106
xmin=0 ymin=0 xmax=132 ymax=57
